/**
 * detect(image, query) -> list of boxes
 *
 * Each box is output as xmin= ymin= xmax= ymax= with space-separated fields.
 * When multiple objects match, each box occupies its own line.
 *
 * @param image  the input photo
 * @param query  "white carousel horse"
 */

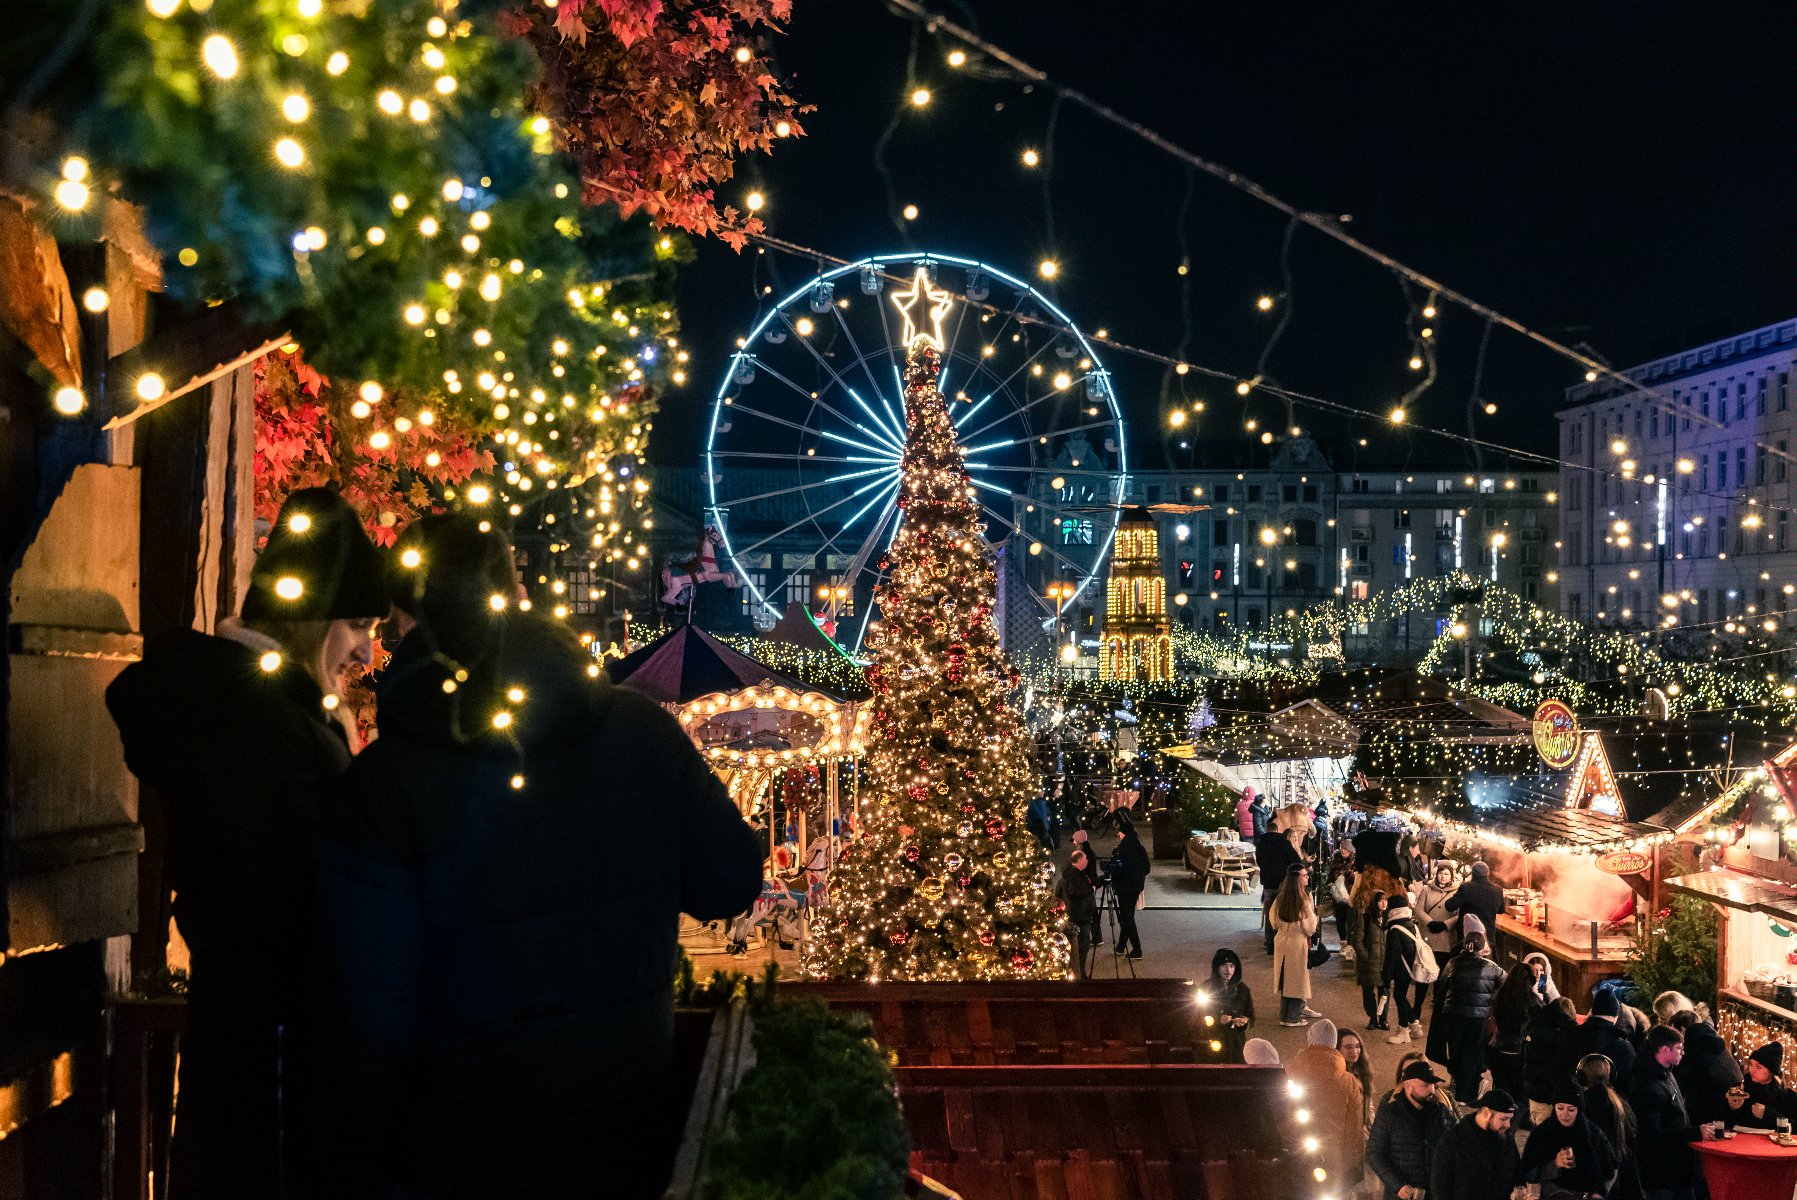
xmin=660 ymin=527 xmax=736 ymax=607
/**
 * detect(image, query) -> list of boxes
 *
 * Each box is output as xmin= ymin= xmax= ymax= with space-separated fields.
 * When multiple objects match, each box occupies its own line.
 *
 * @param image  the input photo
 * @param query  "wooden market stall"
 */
xmin=1409 ymin=730 xmax=1675 ymax=1002
xmin=1666 ymin=741 xmax=1797 ymax=1065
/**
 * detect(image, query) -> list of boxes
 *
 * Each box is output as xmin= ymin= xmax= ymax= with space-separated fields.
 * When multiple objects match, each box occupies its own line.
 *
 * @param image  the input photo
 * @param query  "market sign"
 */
xmin=1595 ymin=850 xmax=1652 ymax=876
xmin=1532 ymin=699 xmax=1580 ymax=768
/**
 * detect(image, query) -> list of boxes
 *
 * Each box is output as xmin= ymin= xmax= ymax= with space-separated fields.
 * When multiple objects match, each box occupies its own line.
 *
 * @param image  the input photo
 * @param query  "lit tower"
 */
xmin=1099 ymin=508 xmax=1172 ymax=681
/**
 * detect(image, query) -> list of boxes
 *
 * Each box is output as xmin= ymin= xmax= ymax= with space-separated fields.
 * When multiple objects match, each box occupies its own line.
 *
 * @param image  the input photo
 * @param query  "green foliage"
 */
xmin=672 ymin=948 xmax=762 ymax=1010
xmin=1169 ymin=767 xmax=1238 ymax=839
xmin=705 ymin=995 xmax=909 ymax=1200
xmin=1625 ymin=895 xmax=1719 ymax=1010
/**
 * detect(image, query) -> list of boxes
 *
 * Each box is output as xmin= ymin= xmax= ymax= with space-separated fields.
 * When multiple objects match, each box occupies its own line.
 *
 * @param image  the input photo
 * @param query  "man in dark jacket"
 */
xmin=313 ymin=525 xmax=762 ymax=1200
xmin=1444 ymin=861 xmax=1504 ymax=941
xmin=1438 ymin=931 xmax=1507 ymax=1103
xmin=1056 ymin=850 xmax=1100 ymax=977
xmin=1256 ymin=825 xmax=1303 ymax=953
xmin=1630 ymin=1025 xmax=1723 ymax=1200
xmin=1367 ymin=1060 xmax=1458 ymax=1200
xmin=1429 ymin=1089 xmax=1521 ymax=1200
xmin=107 ymin=488 xmax=387 ymax=1200
xmin=1671 ymin=1012 xmax=1742 ymax=1125
xmin=1567 ymin=989 xmax=1637 ymax=1092
xmin=1109 ymin=817 xmax=1150 ymax=959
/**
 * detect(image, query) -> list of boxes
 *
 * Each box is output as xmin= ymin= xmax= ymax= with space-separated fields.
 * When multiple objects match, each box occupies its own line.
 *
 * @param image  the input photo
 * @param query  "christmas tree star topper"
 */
xmin=891 ymin=267 xmax=955 ymax=350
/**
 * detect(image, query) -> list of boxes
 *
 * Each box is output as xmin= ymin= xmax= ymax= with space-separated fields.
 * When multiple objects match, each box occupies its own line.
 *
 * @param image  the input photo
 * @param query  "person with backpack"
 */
xmin=1382 ymin=900 xmax=1438 ymax=1045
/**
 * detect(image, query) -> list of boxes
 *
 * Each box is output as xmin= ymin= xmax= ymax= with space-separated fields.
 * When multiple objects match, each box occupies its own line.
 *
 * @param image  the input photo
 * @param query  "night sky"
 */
xmin=662 ymin=0 xmax=1794 ymax=475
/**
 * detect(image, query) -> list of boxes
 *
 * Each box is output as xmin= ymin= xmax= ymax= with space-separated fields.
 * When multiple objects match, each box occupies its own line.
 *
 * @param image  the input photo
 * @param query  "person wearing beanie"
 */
xmin=1381 ymin=901 xmax=1434 ymax=1045
xmin=1631 ymin=1024 xmax=1724 ymax=1199
xmin=1567 ymin=989 xmax=1637 ymax=1093
xmin=1445 ymin=860 xmax=1504 ymax=947
xmin=1520 ymin=1079 xmax=1617 ymax=1199
xmin=1429 ymin=1088 xmax=1521 ymax=1200
xmin=105 ymin=486 xmax=389 ymax=1198
xmin=1742 ymin=1041 xmax=1797 ymax=1129
xmin=1243 ymin=1037 xmax=1282 ymax=1066
xmin=312 ymin=514 xmax=762 ymax=1198
xmin=1367 ymin=1059 xmax=1458 ymax=1200
xmin=1287 ymin=1018 xmax=1368 ymax=1189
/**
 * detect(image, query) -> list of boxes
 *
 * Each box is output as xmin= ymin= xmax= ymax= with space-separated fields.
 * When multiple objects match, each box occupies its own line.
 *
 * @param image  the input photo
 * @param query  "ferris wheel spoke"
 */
xmin=728 ymin=399 xmax=899 ymax=461
xmin=712 ymin=450 xmax=897 ymax=470
xmin=719 ymin=465 xmax=895 ymax=508
xmin=744 ymin=357 xmax=905 ymax=454
xmin=846 ymin=387 xmax=907 ymax=450
xmin=960 ymin=369 xmax=1093 ymax=444
xmin=849 ymin=507 xmax=904 ymax=652
xmin=780 ymin=316 xmax=909 ymax=449
xmin=834 ymin=476 xmax=901 ymax=537
xmin=831 ymin=305 xmax=910 ymax=442
xmin=731 ymin=471 xmax=899 ymax=558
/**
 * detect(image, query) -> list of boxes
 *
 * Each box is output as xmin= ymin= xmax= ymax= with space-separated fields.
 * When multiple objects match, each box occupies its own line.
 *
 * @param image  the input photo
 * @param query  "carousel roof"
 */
xmin=606 ymin=623 xmax=852 ymax=705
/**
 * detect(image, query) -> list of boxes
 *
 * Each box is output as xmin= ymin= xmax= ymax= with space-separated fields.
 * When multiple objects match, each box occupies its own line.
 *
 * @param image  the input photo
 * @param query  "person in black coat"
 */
xmin=1206 ymin=947 xmax=1256 ymax=1062
xmin=1521 ymin=996 xmax=1580 ymax=1124
xmin=107 ymin=488 xmax=388 ymax=1200
xmin=1367 ymin=1060 xmax=1460 ymax=1200
xmin=1438 ymin=932 xmax=1507 ymax=1104
xmin=1429 ymin=1090 xmax=1522 ymax=1200
xmin=1741 ymin=1041 xmax=1797 ymax=1128
xmin=1522 ymin=1080 xmax=1618 ymax=1200
xmin=1109 ymin=818 xmax=1151 ymax=958
xmin=1668 ymin=1011 xmax=1742 ymax=1126
xmin=1056 ymin=850 xmax=1100 ymax=977
xmin=312 ymin=519 xmax=763 ymax=1199
xmin=1629 ymin=1025 xmax=1722 ymax=1200
xmin=1256 ymin=822 xmax=1304 ymax=953
xmin=1578 ymin=1052 xmax=1640 ymax=1200
xmin=1444 ymin=861 xmax=1505 ymax=940
xmin=1381 ymin=902 xmax=1432 ymax=1041
xmin=1488 ymin=957 xmax=1545 ymax=1110
xmin=1567 ymin=990 xmax=1637 ymax=1092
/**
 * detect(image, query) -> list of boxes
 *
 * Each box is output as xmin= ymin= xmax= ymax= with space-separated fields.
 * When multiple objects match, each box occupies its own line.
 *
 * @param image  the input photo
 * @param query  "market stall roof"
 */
xmin=1665 ymin=869 xmax=1797 ymax=927
xmin=607 ymin=623 xmax=852 ymax=705
xmin=767 ymin=603 xmax=855 ymax=659
xmin=1450 ymin=803 xmax=1668 ymax=853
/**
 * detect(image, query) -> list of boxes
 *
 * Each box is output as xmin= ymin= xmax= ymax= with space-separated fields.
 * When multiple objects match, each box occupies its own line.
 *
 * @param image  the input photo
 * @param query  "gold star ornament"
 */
xmin=890 ymin=267 xmax=955 ymax=350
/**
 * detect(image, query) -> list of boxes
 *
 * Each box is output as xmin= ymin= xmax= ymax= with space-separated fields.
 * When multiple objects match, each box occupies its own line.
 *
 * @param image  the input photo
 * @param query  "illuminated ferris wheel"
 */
xmin=704 ymin=252 xmax=1129 ymax=649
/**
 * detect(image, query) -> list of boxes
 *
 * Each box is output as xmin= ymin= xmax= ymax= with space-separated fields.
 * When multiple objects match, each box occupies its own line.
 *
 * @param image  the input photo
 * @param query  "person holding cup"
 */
xmin=1521 ymin=1080 xmax=1617 ymax=1200
xmin=1629 ymin=1025 xmax=1724 ymax=1200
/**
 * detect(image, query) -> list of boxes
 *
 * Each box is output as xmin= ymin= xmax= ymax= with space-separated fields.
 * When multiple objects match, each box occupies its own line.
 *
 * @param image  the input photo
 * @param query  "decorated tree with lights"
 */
xmin=804 ymin=270 xmax=1065 ymax=982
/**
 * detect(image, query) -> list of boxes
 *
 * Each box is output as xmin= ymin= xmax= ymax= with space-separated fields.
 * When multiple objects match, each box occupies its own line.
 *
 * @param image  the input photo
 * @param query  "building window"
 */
xmin=1146 ymin=484 xmax=1162 ymax=503
xmin=1758 ymin=377 xmax=1768 ymax=416
xmin=1779 ymin=441 xmax=1789 ymax=483
xmin=1780 ymin=373 xmax=1790 ymax=412
xmin=1282 ymin=484 xmax=1298 ymax=502
xmin=1651 ymin=412 xmax=1659 ymax=438
xmin=1738 ymin=382 xmax=1748 ymax=420
xmin=1351 ymin=543 xmax=1371 ymax=564
xmin=1302 ymin=484 xmax=1319 ymax=502
xmin=1059 ymin=518 xmax=1094 ymax=545
xmin=1758 ymin=446 xmax=1768 ymax=485
xmin=1780 ymin=512 xmax=1789 ymax=552
xmin=1702 ymin=391 xmax=1711 ymax=420
xmin=1293 ymin=518 xmax=1318 ymax=546
xmin=1737 ymin=447 xmax=1747 ymax=491
xmin=1351 ymin=478 xmax=1370 ymax=494
xmin=1213 ymin=520 xmax=1230 ymax=547
xmin=1350 ymin=580 xmax=1369 ymax=601
xmin=1394 ymin=509 xmax=1411 ymax=529
xmin=1248 ymin=484 xmax=1263 ymax=502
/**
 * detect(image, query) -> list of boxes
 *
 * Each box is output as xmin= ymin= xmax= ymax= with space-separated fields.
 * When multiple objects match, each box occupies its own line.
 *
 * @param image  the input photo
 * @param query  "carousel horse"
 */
xmin=726 ymin=871 xmax=810 ymax=954
xmin=660 ymin=526 xmax=736 ymax=608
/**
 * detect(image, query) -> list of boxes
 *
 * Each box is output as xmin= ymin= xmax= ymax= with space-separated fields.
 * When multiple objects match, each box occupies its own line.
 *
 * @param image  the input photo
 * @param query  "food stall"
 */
xmin=1411 ymin=727 xmax=1675 ymax=1002
xmin=1666 ymin=741 xmax=1797 ymax=1065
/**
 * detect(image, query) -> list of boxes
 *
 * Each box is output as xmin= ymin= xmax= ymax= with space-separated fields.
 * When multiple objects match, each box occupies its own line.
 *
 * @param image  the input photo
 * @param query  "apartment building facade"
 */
xmin=1556 ymin=318 xmax=1797 ymax=632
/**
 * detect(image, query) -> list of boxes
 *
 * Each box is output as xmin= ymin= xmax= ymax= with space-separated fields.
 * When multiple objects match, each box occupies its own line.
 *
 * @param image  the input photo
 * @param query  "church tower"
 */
xmin=1099 ymin=508 xmax=1173 ymax=681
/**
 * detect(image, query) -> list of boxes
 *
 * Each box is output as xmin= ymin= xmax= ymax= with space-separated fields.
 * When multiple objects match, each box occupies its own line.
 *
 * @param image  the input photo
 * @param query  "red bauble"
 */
xmin=961 ymin=803 xmax=977 ymax=815
xmin=957 ymin=873 xmax=972 ymax=888
xmin=906 ymin=783 xmax=929 ymax=802
xmin=891 ymin=929 xmax=911 ymax=946
xmin=984 ymin=818 xmax=1007 ymax=838
xmin=1011 ymin=949 xmax=1034 ymax=971
xmin=978 ymin=929 xmax=995 ymax=946
xmin=903 ymin=845 xmax=922 ymax=863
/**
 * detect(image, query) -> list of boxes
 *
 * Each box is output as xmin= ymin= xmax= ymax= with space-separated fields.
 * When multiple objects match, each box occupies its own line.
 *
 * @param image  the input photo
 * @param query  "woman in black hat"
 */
xmin=106 ymin=487 xmax=388 ymax=1199
xmin=1522 ymin=1079 xmax=1618 ymax=1199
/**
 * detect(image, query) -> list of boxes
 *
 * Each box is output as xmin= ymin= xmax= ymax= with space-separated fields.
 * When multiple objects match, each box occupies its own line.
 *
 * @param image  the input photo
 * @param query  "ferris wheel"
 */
xmin=704 ymin=252 xmax=1129 ymax=649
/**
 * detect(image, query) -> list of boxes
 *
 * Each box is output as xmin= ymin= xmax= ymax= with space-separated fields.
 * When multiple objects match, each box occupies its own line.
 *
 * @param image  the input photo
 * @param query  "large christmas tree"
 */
xmin=804 ymin=270 xmax=1067 ymax=982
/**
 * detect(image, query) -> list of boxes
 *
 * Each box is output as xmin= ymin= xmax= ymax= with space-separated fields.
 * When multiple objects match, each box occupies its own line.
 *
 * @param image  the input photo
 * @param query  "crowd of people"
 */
xmin=107 ymin=490 xmax=764 ymax=1199
xmin=1197 ymin=796 xmax=1797 ymax=1199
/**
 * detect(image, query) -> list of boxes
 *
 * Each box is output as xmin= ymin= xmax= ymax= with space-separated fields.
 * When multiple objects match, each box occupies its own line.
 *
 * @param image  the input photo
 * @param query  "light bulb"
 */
xmin=1038 ymin=259 xmax=1058 ymax=279
xmin=82 ymin=287 xmax=109 ymax=313
xmin=201 ymin=34 xmax=239 ymax=79
xmin=746 ymin=191 xmax=765 ymax=212
xmin=274 ymin=138 xmax=305 ymax=168
xmin=274 ymin=576 xmax=305 ymax=600
xmin=54 ymin=179 xmax=88 ymax=211
xmin=136 ymin=373 xmax=166 ymax=402
xmin=910 ymin=87 xmax=931 ymax=107
xmin=52 ymin=386 xmax=85 ymax=415
xmin=282 ymin=94 xmax=310 ymax=122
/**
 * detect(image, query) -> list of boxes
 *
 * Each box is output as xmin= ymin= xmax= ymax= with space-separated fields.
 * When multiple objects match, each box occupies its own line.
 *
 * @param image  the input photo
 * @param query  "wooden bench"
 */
xmin=899 ymin=1064 xmax=1298 ymax=1200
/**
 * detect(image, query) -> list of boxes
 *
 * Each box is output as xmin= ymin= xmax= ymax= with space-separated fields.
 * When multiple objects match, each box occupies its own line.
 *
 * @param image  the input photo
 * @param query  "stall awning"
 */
xmin=1665 ymin=869 xmax=1797 ymax=927
xmin=1457 ymin=805 xmax=1668 ymax=853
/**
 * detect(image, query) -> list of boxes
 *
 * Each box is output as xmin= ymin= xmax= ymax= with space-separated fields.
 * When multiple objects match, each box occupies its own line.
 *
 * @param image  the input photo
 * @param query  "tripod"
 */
xmin=1093 ymin=881 xmax=1136 ymax=979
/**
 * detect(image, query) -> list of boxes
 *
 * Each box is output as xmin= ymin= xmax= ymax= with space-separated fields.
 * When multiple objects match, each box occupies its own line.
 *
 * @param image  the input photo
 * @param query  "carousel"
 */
xmin=608 ymin=624 xmax=870 ymax=956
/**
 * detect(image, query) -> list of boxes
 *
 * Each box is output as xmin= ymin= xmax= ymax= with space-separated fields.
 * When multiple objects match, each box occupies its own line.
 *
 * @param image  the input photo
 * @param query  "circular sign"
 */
xmin=1532 ymin=700 xmax=1580 ymax=768
xmin=1595 ymin=850 xmax=1651 ymax=876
